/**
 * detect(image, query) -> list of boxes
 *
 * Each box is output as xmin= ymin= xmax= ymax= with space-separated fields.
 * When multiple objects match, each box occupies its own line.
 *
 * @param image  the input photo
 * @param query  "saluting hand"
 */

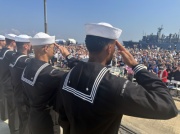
xmin=54 ymin=43 xmax=70 ymax=57
xmin=116 ymin=41 xmax=138 ymax=67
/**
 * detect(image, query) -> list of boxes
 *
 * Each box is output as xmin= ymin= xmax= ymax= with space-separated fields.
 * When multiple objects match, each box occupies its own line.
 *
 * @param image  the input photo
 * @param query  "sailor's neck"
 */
xmin=7 ymin=46 xmax=15 ymax=51
xmin=88 ymin=55 xmax=107 ymax=66
xmin=35 ymin=55 xmax=49 ymax=63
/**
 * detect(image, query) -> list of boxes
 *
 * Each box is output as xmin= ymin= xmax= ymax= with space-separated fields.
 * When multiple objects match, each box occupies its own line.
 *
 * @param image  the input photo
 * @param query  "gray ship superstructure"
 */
xmin=123 ymin=26 xmax=180 ymax=49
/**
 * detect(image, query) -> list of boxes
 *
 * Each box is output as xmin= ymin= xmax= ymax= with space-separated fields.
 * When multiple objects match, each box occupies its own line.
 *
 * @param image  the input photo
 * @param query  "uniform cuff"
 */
xmin=66 ymin=54 xmax=73 ymax=60
xmin=133 ymin=64 xmax=146 ymax=74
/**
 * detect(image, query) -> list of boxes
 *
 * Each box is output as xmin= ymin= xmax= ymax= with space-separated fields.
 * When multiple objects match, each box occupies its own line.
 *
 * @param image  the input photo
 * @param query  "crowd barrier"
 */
xmin=167 ymin=80 xmax=180 ymax=97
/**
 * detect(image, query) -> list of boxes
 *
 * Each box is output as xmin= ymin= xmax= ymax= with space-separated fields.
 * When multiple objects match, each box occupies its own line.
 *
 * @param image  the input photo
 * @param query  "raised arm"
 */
xmin=54 ymin=43 xmax=79 ymax=69
xmin=115 ymin=41 xmax=178 ymax=119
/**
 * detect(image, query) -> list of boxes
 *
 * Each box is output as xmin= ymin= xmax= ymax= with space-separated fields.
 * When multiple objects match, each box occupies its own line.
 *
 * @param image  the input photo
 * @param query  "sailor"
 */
xmin=9 ymin=34 xmax=32 ymax=134
xmin=21 ymin=32 xmax=78 ymax=134
xmin=0 ymin=35 xmax=8 ymax=121
xmin=0 ymin=35 xmax=6 ymax=49
xmin=0 ymin=34 xmax=20 ymax=134
xmin=56 ymin=22 xmax=178 ymax=134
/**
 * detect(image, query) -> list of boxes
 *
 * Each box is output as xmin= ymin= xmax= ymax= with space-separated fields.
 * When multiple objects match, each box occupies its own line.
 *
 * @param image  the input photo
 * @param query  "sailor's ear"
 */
xmin=24 ymin=43 xmax=29 ymax=49
xmin=43 ymin=45 xmax=49 ymax=53
xmin=106 ymin=44 xmax=112 ymax=54
xmin=106 ymin=43 xmax=115 ymax=55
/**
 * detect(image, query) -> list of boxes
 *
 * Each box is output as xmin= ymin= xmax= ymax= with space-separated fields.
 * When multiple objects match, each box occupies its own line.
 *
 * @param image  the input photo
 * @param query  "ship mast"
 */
xmin=178 ymin=29 xmax=180 ymax=42
xmin=157 ymin=25 xmax=163 ymax=42
xmin=157 ymin=25 xmax=163 ymax=36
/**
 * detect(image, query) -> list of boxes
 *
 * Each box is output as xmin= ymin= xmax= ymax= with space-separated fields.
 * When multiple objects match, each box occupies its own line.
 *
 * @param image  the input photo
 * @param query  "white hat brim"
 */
xmin=85 ymin=23 xmax=122 ymax=39
xmin=5 ymin=34 xmax=16 ymax=40
xmin=0 ymin=35 xmax=5 ymax=41
xmin=30 ymin=36 xmax=55 ymax=46
xmin=15 ymin=35 xmax=31 ymax=42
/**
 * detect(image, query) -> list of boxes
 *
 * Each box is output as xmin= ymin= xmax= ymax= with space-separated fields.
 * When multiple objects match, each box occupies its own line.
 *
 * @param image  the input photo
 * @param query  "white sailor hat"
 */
xmin=0 ymin=35 xmax=5 ymax=40
xmin=5 ymin=34 xmax=17 ymax=40
xmin=30 ymin=32 xmax=55 ymax=46
xmin=85 ymin=22 xmax=122 ymax=39
xmin=15 ymin=34 xmax=32 ymax=42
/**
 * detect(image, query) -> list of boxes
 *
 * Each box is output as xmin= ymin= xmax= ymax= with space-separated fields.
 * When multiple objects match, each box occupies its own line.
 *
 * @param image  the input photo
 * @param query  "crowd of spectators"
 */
xmin=50 ymin=44 xmax=180 ymax=83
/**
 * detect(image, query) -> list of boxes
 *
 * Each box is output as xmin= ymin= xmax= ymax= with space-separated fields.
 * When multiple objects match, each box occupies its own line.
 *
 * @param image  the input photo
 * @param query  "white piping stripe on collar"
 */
xmin=9 ymin=55 xmax=27 ymax=68
xmin=63 ymin=68 xmax=73 ymax=85
xmin=63 ymin=68 xmax=92 ymax=102
xmin=25 ymin=58 xmax=30 ymax=62
xmin=63 ymin=86 xmax=91 ymax=98
xmin=62 ymin=69 xmax=108 ymax=103
xmin=0 ymin=50 xmax=10 ymax=60
xmin=91 ymin=68 xmax=108 ymax=100
xmin=62 ymin=67 xmax=108 ymax=103
xmin=21 ymin=63 xmax=49 ymax=86
xmin=63 ymin=68 xmax=107 ymax=100
xmin=63 ymin=87 xmax=92 ymax=103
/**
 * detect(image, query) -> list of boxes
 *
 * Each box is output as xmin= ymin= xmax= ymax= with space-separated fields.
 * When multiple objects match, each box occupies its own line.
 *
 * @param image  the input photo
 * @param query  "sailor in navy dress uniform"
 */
xmin=21 ymin=32 xmax=79 ymax=134
xmin=0 ymin=34 xmax=20 ymax=134
xmin=9 ymin=35 xmax=32 ymax=134
xmin=0 ymin=35 xmax=8 ymax=121
xmin=55 ymin=22 xmax=178 ymax=134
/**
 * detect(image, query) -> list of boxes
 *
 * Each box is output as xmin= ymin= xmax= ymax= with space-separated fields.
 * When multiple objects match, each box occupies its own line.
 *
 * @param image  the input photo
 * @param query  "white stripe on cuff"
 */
xmin=133 ymin=64 xmax=146 ymax=74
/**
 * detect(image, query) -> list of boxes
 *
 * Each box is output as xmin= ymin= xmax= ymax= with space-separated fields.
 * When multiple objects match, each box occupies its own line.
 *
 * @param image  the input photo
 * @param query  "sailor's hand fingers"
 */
xmin=54 ymin=43 xmax=59 ymax=47
xmin=54 ymin=44 xmax=70 ymax=57
xmin=119 ymin=50 xmax=138 ymax=67
xmin=115 ymin=41 xmax=126 ymax=51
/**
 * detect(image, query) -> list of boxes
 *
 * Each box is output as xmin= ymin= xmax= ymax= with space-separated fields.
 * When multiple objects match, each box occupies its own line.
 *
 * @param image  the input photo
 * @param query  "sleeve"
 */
xmin=4 ymin=51 xmax=15 ymax=61
xmin=43 ymin=68 xmax=67 ymax=107
xmin=165 ymin=70 xmax=168 ymax=77
xmin=41 ymin=67 xmax=66 ymax=95
xmin=17 ymin=57 xmax=31 ymax=68
xmin=115 ymin=64 xmax=178 ymax=119
xmin=22 ymin=84 xmax=30 ymax=110
xmin=48 ymin=68 xmax=66 ymax=85
xmin=66 ymin=55 xmax=79 ymax=69
xmin=53 ymin=74 xmax=70 ymax=133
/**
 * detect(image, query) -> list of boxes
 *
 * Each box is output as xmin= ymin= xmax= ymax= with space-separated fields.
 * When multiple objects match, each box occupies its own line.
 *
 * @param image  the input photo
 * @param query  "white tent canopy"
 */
xmin=67 ymin=38 xmax=76 ymax=44
xmin=55 ymin=39 xmax=66 ymax=44
xmin=55 ymin=39 xmax=66 ymax=43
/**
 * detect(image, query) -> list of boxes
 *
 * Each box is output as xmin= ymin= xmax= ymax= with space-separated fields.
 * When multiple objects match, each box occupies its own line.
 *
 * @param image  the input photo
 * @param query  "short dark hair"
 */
xmin=16 ymin=42 xmax=25 ymax=51
xmin=5 ymin=38 xmax=14 ymax=46
xmin=85 ymin=35 xmax=115 ymax=53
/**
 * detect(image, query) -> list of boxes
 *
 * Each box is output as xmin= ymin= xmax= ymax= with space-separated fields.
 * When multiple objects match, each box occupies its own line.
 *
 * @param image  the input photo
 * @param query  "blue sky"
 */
xmin=0 ymin=0 xmax=180 ymax=43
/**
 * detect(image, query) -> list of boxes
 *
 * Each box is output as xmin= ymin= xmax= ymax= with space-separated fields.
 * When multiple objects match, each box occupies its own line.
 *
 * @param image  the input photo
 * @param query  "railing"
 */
xmin=167 ymin=79 xmax=180 ymax=98
xmin=119 ymin=125 xmax=137 ymax=134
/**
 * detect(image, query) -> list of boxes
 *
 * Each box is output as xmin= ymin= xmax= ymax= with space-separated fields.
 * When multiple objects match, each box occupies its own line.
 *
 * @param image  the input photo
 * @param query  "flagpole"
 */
xmin=44 ymin=0 xmax=48 ymax=33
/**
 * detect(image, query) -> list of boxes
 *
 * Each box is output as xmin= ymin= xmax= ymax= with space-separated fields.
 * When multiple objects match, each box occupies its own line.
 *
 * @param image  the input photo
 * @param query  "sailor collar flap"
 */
xmin=0 ymin=48 xmax=11 ymax=60
xmin=9 ymin=53 xmax=29 ymax=68
xmin=62 ymin=62 xmax=109 ymax=104
xmin=21 ymin=59 xmax=50 ymax=86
